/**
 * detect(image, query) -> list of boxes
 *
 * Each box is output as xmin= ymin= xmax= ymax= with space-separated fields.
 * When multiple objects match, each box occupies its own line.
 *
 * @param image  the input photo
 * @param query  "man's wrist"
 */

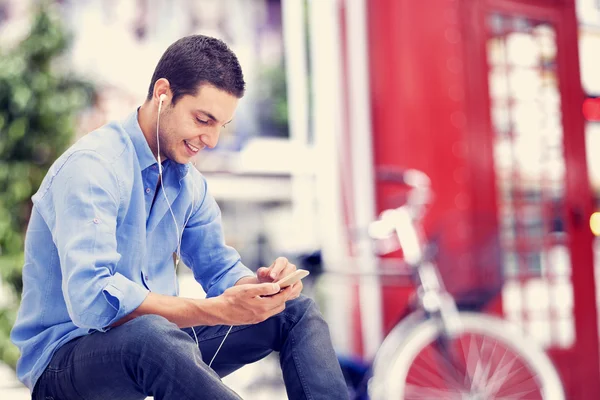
xmin=193 ymin=296 xmax=226 ymax=326
xmin=235 ymin=275 xmax=259 ymax=285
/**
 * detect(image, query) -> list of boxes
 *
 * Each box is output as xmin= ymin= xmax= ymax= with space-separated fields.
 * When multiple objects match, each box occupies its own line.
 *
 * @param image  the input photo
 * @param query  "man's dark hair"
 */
xmin=147 ymin=35 xmax=245 ymax=104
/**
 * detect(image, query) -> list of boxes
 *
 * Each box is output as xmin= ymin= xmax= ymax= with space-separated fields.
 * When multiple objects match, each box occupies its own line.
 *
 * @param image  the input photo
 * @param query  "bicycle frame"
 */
xmin=369 ymin=171 xmax=462 ymax=337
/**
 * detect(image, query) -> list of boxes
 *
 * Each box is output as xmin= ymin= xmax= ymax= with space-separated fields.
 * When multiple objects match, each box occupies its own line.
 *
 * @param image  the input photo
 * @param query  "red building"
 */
xmin=345 ymin=0 xmax=600 ymax=397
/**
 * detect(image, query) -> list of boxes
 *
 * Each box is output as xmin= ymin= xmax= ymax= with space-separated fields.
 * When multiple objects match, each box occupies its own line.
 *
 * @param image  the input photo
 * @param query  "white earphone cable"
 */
xmin=156 ymin=96 xmax=231 ymax=369
xmin=156 ymin=99 xmax=181 ymax=265
xmin=209 ymin=325 xmax=234 ymax=369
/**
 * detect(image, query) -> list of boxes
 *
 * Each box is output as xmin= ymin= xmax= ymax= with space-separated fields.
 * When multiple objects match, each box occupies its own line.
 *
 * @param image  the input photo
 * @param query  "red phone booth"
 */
xmin=366 ymin=0 xmax=599 ymax=397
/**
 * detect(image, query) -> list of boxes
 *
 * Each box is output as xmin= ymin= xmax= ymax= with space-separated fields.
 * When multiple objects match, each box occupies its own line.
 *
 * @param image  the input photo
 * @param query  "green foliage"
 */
xmin=0 ymin=4 xmax=95 ymax=369
xmin=256 ymin=65 xmax=289 ymax=138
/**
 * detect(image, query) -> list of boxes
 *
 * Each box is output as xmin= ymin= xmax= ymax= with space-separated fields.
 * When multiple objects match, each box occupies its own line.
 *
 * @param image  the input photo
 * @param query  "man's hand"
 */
xmin=257 ymin=257 xmax=296 ymax=282
xmin=216 ymin=282 xmax=297 ymax=325
xmin=111 ymin=258 xmax=305 ymax=329
xmin=110 ymin=280 xmax=298 ymax=329
xmin=256 ymin=257 xmax=302 ymax=300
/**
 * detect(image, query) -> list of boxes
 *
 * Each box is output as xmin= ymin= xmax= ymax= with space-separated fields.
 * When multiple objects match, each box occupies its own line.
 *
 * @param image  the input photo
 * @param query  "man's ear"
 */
xmin=153 ymin=78 xmax=172 ymax=105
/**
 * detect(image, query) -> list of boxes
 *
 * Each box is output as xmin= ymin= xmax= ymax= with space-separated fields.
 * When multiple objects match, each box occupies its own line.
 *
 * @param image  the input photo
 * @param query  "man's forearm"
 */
xmin=112 ymin=292 xmax=224 ymax=329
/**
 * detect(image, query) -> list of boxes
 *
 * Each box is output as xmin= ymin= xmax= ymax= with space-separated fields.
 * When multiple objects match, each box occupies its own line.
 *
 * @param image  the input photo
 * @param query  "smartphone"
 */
xmin=275 ymin=269 xmax=310 ymax=289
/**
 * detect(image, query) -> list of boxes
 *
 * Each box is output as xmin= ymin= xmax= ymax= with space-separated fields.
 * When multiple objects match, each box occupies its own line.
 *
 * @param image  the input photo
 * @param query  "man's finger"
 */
xmin=256 ymin=267 xmax=271 ymax=281
xmin=261 ymin=285 xmax=292 ymax=304
xmin=278 ymin=263 xmax=297 ymax=280
xmin=269 ymin=257 xmax=288 ymax=280
xmin=287 ymin=282 xmax=303 ymax=300
xmin=240 ymin=282 xmax=280 ymax=297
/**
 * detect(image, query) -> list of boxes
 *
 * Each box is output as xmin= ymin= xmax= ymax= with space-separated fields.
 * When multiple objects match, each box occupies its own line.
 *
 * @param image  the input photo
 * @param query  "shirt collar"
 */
xmin=123 ymin=109 xmax=190 ymax=179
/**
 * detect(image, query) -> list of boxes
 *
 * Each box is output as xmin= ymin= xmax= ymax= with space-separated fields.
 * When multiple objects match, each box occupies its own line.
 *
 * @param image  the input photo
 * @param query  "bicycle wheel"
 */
xmin=369 ymin=312 xmax=564 ymax=400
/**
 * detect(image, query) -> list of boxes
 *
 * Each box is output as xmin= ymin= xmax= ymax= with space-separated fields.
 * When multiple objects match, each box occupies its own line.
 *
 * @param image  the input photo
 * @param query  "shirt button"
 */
xmin=145 ymin=188 xmax=151 ymax=194
xmin=145 ymin=275 xmax=150 ymax=281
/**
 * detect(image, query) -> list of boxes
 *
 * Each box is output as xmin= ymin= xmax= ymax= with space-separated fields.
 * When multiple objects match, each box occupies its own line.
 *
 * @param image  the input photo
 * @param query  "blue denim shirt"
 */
xmin=10 ymin=110 xmax=254 ymax=391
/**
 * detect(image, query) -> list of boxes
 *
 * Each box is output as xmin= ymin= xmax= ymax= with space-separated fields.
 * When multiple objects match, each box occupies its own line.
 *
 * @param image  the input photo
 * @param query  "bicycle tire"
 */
xmin=369 ymin=311 xmax=564 ymax=400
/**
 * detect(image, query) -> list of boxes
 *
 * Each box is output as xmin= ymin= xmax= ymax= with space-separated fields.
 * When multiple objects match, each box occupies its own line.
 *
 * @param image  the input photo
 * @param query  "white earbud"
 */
xmin=158 ymin=94 xmax=166 ymax=114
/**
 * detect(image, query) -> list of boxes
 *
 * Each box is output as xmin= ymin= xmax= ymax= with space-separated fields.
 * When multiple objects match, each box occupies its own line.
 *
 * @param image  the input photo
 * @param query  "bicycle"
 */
xmin=337 ymin=168 xmax=565 ymax=400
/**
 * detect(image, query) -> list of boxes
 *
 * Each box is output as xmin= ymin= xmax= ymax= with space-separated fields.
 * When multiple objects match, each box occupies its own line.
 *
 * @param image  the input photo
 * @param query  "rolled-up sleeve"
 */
xmin=42 ymin=151 xmax=149 ymax=331
xmin=180 ymin=175 xmax=254 ymax=298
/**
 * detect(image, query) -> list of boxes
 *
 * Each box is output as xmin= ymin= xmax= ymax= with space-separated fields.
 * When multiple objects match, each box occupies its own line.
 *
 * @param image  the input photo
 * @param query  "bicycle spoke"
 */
xmin=409 ymin=352 xmax=446 ymax=387
xmin=493 ymin=363 xmax=528 ymax=393
xmin=494 ymin=369 xmax=539 ymax=398
xmin=496 ymin=387 xmax=539 ymax=400
xmin=475 ymin=339 xmax=498 ymax=392
xmin=479 ymin=343 xmax=509 ymax=390
xmin=409 ymin=357 xmax=457 ymax=389
xmin=405 ymin=384 xmax=463 ymax=399
xmin=427 ymin=343 xmax=466 ymax=388
xmin=460 ymin=331 xmax=472 ymax=387
xmin=484 ymin=354 xmax=520 ymax=397
xmin=475 ymin=337 xmax=497 ymax=393
xmin=407 ymin=373 xmax=450 ymax=390
xmin=465 ymin=333 xmax=483 ymax=389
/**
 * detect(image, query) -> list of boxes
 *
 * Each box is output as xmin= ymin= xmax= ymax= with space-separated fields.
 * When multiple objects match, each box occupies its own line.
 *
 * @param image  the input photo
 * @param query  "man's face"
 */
xmin=158 ymin=84 xmax=239 ymax=164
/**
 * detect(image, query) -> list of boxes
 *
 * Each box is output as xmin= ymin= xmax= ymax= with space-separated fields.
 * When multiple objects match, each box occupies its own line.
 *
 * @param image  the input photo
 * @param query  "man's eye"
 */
xmin=197 ymin=118 xmax=208 ymax=125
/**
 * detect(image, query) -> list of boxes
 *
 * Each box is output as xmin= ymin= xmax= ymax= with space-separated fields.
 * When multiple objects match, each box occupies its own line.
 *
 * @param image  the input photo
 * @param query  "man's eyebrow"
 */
xmin=196 ymin=109 xmax=233 ymax=125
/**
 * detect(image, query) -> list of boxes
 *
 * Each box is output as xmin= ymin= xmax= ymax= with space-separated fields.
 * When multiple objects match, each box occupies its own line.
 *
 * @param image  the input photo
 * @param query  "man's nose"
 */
xmin=201 ymin=130 xmax=219 ymax=149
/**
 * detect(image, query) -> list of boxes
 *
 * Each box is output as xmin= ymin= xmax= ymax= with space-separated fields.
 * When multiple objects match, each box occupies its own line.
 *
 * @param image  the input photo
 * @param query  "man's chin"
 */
xmin=176 ymin=154 xmax=197 ymax=165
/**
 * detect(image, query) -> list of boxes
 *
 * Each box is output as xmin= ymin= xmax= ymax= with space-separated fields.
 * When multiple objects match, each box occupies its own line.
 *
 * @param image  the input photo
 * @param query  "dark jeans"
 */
xmin=32 ymin=295 xmax=348 ymax=399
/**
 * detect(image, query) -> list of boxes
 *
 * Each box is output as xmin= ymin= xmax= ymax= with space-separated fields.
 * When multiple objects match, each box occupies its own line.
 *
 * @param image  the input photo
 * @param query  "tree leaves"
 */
xmin=0 ymin=3 xmax=95 ymax=369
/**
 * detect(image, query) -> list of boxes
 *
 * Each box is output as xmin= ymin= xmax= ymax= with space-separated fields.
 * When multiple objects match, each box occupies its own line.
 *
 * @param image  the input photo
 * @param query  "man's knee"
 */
xmin=118 ymin=314 xmax=197 ymax=361
xmin=284 ymin=295 xmax=322 ymax=321
xmin=123 ymin=314 xmax=177 ymax=337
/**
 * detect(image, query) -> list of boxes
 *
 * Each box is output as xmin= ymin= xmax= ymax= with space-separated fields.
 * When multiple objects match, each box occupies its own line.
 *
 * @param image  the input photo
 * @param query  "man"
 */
xmin=11 ymin=35 xmax=347 ymax=399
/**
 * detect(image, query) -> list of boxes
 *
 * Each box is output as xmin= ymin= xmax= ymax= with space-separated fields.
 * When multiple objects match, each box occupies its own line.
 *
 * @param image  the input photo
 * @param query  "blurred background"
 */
xmin=0 ymin=0 xmax=599 ymax=398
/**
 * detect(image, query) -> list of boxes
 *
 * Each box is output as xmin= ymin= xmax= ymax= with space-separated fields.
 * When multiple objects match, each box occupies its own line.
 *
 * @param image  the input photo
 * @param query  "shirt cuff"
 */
xmin=99 ymin=272 xmax=150 ymax=331
xmin=205 ymin=263 xmax=255 ymax=298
